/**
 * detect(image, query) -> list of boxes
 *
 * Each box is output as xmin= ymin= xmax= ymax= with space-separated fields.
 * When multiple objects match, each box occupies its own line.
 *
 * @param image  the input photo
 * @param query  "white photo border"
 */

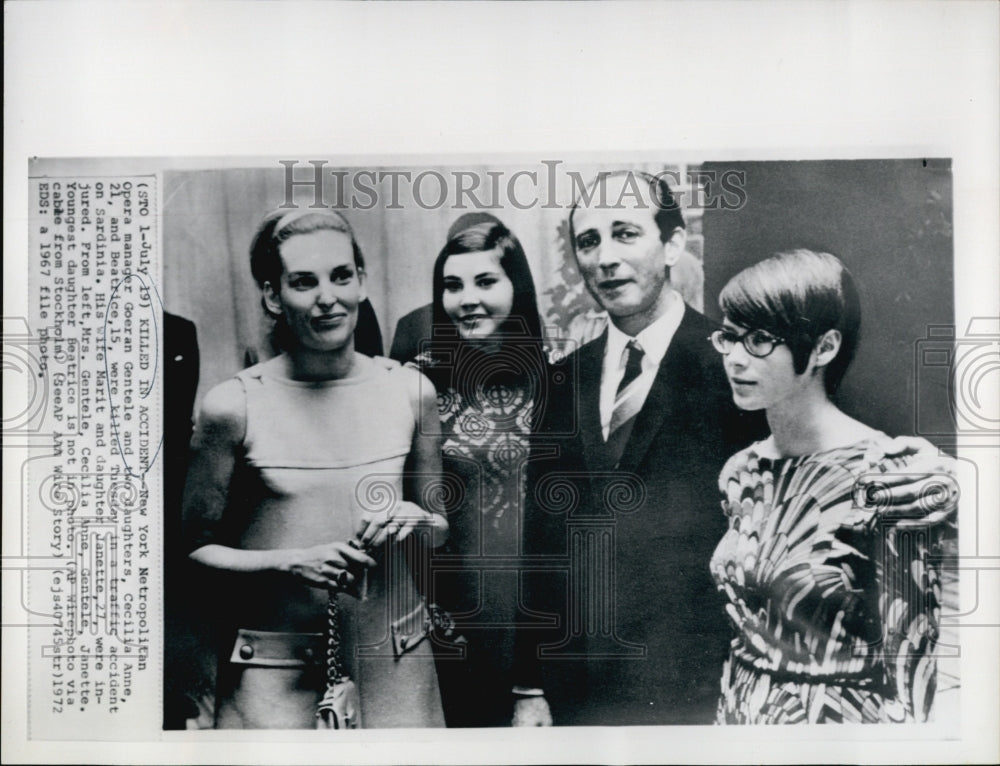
xmin=4 ymin=2 xmax=998 ymax=765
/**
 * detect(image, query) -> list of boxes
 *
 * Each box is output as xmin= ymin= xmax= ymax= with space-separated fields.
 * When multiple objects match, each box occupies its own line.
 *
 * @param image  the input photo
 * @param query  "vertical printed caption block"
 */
xmin=27 ymin=176 xmax=162 ymax=740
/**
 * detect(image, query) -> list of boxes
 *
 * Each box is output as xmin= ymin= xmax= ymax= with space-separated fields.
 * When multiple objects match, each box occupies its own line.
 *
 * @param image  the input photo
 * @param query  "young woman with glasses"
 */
xmin=708 ymin=249 xmax=957 ymax=724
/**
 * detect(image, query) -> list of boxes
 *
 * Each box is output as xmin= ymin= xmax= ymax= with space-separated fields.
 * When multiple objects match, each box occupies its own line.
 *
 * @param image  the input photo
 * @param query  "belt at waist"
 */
xmin=228 ymin=629 xmax=324 ymax=668
xmin=729 ymin=648 xmax=882 ymax=688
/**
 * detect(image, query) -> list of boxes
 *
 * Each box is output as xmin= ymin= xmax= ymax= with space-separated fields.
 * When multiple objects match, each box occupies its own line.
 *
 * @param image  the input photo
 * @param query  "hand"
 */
xmin=856 ymin=436 xmax=958 ymax=521
xmin=512 ymin=696 xmax=553 ymax=727
xmin=881 ymin=435 xmax=938 ymax=460
xmin=358 ymin=501 xmax=434 ymax=548
xmin=284 ymin=541 xmax=376 ymax=590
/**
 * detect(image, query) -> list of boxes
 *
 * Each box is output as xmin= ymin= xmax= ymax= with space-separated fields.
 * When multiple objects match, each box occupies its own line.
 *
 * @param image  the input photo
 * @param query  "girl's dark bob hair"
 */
xmin=248 ymin=209 xmax=366 ymax=351
xmin=718 ymin=249 xmax=861 ymax=395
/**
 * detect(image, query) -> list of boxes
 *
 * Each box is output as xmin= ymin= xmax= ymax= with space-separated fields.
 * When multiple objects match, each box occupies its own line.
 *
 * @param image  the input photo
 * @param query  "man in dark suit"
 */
xmin=354 ymin=298 xmax=385 ymax=358
xmin=388 ymin=302 xmax=432 ymax=363
xmin=512 ymin=171 xmax=765 ymax=726
xmin=163 ymin=311 xmax=206 ymax=728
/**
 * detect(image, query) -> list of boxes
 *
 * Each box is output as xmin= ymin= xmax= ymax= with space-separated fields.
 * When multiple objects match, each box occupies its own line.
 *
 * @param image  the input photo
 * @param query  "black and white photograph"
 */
xmin=3 ymin=2 xmax=998 ymax=764
xmin=158 ymin=158 xmax=960 ymax=733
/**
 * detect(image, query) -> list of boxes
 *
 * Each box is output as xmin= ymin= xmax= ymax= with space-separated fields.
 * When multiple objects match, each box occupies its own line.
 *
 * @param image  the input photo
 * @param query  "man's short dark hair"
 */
xmin=567 ymin=170 xmax=686 ymax=251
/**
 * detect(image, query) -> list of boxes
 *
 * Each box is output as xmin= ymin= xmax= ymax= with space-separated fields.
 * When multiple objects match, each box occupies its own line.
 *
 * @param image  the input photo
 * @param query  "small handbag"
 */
xmin=316 ymin=590 xmax=361 ymax=729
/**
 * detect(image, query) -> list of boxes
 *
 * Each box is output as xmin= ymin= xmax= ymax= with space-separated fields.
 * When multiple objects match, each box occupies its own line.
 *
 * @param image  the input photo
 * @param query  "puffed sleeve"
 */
xmin=867 ymin=447 xmax=958 ymax=721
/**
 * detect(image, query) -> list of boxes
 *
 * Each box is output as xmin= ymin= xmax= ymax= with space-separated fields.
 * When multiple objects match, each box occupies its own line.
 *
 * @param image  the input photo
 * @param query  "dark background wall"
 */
xmin=702 ymin=159 xmax=954 ymax=450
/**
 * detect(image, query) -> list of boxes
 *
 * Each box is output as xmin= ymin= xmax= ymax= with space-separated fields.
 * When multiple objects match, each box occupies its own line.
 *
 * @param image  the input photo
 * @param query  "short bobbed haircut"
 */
xmin=568 ymin=170 xmax=686 ymax=251
xmin=248 ymin=208 xmax=366 ymax=351
xmin=718 ymin=249 xmax=861 ymax=394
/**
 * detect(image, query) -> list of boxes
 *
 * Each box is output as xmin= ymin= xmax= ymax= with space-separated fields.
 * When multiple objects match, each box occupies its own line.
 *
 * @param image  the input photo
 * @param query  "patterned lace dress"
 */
xmin=413 ymin=352 xmax=535 ymax=727
xmin=710 ymin=436 xmax=956 ymax=724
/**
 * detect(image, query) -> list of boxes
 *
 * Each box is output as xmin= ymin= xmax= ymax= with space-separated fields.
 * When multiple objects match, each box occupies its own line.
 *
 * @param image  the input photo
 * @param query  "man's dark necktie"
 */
xmin=609 ymin=340 xmax=645 ymax=436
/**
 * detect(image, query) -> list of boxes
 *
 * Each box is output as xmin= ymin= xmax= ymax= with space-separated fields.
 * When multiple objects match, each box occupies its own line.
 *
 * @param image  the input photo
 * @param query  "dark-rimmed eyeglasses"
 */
xmin=708 ymin=328 xmax=786 ymax=358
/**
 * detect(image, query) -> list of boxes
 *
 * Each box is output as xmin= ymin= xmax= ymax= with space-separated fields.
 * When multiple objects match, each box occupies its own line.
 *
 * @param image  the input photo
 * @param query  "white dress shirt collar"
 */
xmin=599 ymin=290 xmax=686 ymax=439
xmin=605 ymin=290 xmax=685 ymax=369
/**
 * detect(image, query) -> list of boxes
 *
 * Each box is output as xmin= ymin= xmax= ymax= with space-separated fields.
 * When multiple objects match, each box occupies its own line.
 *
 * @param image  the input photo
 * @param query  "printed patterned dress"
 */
xmin=413 ymin=352 xmax=535 ymax=727
xmin=710 ymin=436 xmax=956 ymax=724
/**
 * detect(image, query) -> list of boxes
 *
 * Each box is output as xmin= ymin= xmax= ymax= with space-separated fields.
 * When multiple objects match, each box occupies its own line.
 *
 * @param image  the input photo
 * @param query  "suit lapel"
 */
xmin=617 ymin=305 xmax=701 ymax=472
xmin=577 ymin=332 xmax=608 ymax=472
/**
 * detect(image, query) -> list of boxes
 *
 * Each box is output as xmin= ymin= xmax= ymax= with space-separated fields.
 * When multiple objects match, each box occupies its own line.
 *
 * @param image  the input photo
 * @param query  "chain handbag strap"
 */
xmin=325 ymin=593 xmax=347 ymax=687
xmin=316 ymin=592 xmax=348 ymax=728
xmin=317 ymin=541 xmax=367 ymax=729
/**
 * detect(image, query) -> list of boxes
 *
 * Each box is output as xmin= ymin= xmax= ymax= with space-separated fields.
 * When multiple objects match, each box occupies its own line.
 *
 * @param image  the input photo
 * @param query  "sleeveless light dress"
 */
xmin=209 ymin=358 xmax=444 ymax=728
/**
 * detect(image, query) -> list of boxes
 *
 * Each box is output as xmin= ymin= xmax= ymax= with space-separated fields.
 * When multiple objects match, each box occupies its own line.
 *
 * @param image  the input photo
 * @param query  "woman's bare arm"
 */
xmin=185 ymin=379 xmax=375 ymax=585
xmin=359 ymin=367 xmax=448 ymax=549
xmin=406 ymin=368 xmax=448 ymax=548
